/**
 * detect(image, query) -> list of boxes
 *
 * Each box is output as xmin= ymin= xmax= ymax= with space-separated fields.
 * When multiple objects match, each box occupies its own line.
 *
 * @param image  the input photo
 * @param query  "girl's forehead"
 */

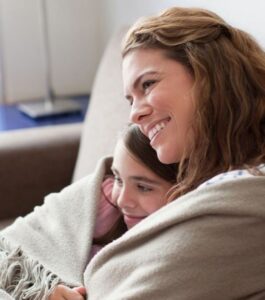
xmin=113 ymin=139 xmax=138 ymax=163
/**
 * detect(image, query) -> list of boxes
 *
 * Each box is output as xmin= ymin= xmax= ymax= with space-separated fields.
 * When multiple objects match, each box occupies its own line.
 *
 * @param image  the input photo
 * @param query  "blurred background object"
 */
xmin=17 ymin=0 xmax=82 ymax=118
xmin=0 ymin=0 xmax=98 ymax=104
xmin=0 ymin=0 xmax=264 ymax=105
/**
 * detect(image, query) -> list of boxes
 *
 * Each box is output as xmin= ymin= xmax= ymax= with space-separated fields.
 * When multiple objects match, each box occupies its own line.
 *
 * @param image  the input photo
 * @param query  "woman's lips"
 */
xmin=147 ymin=118 xmax=170 ymax=142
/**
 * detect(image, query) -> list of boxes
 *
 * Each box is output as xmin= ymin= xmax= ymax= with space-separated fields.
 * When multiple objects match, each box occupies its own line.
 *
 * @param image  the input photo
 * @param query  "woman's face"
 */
xmin=111 ymin=140 xmax=173 ymax=229
xmin=122 ymin=48 xmax=195 ymax=164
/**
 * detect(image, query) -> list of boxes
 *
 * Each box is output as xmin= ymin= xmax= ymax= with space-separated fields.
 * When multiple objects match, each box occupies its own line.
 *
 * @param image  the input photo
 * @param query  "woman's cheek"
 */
xmin=150 ymin=90 xmax=167 ymax=108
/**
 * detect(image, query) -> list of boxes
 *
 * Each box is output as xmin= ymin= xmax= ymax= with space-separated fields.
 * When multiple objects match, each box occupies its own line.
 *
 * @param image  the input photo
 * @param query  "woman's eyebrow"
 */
xmin=125 ymin=71 xmax=158 ymax=100
xmin=133 ymin=71 xmax=157 ymax=89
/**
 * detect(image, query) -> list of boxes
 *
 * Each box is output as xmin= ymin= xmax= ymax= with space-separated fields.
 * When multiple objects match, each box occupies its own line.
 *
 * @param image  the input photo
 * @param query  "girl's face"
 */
xmin=111 ymin=140 xmax=173 ymax=229
xmin=122 ymin=48 xmax=195 ymax=164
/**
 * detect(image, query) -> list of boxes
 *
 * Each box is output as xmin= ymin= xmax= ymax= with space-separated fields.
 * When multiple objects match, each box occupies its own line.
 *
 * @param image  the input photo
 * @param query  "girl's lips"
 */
xmin=123 ymin=214 xmax=145 ymax=228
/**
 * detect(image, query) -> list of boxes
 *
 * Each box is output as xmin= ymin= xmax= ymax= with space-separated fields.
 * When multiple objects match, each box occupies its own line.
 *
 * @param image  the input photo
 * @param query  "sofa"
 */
xmin=0 ymin=28 xmax=129 ymax=229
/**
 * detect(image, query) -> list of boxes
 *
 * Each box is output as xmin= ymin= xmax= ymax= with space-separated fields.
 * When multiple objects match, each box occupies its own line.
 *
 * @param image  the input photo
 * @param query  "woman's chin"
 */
xmin=156 ymin=147 xmax=178 ymax=164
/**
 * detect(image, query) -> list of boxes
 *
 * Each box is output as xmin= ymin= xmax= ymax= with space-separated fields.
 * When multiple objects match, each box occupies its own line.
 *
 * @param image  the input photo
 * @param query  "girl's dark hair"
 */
xmin=123 ymin=123 xmax=178 ymax=183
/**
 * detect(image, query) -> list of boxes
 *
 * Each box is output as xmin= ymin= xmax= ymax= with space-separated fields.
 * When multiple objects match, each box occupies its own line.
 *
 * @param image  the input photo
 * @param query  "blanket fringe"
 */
xmin=0 ymin=237 xmax=62 ymax=300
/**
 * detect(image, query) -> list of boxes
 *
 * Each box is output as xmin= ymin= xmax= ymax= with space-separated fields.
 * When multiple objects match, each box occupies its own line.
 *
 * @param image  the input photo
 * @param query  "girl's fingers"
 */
xmin=72 ymin=286 xmax=87 ymax=296
xmin=49 ymin=285 xmax=85 ymax=300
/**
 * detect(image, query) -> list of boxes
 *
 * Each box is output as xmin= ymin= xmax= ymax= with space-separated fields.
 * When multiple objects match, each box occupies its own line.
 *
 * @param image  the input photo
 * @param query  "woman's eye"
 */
xmin=142 ymin=80 xmax=155 ymax=91
xmin=137 ymin=184 xmax=153 ymax=192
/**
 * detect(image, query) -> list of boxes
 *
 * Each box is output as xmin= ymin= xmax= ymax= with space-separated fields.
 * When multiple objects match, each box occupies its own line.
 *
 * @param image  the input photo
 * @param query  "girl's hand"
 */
xmin=49 ymin=284 xmax=86 ymax=300
xmin=72 ymin=286 xmax=86 ymax=297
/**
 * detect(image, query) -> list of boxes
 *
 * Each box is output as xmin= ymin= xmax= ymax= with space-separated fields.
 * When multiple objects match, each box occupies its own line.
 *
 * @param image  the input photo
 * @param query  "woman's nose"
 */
xmin=129 ymin=100 xmax=152 ymax=124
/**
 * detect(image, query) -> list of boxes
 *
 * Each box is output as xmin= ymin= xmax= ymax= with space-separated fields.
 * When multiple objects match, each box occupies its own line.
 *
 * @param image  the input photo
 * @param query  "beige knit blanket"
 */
xmin=1 ymin=157 xmax=265 ymax=300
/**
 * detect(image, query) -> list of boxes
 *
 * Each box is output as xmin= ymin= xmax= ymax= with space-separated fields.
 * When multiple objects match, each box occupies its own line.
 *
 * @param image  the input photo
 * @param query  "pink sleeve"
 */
xmin=93 ymin=176 xmax=121 ymax=238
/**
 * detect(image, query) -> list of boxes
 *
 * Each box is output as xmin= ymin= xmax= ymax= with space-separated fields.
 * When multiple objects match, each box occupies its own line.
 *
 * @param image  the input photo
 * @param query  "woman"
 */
xmin=122 ymin=7 xmax=265 ymax=197
xmin=105 ymin=6 xmax=264 ymax=299
xmin=85 ymin=7 xmax=265 ymax=300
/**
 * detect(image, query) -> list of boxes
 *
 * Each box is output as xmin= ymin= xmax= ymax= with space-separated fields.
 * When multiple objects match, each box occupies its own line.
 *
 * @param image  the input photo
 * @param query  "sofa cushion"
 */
xmin=0 ymin=218 xmax=14 ymax=230
xmin=73 ymin=28 xmax=129 ymax=181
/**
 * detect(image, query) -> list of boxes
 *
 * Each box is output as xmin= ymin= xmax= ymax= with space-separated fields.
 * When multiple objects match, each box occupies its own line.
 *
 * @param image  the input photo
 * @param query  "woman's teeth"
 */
xmin=148 ymin=122 xmax=166 ymax=140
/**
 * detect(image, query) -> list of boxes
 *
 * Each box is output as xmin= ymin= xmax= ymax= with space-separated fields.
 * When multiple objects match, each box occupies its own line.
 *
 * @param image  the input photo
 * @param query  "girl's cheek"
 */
xmin=111 ymin=187 xmax=119 ymax=204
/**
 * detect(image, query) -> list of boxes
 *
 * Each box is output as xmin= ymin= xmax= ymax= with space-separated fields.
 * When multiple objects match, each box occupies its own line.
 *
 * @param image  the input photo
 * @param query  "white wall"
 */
xmin=99 ymin=0 xmax=265 ymax=49
xmin=0 ymin=0 xmax=264 ymax=103
xmin=0 ymin=0 xmax=47 ymax=103
xmin=0 ymin=0 xmax=101 ymax=103
xmin=46 ymin=0 xmax=100 ymax=97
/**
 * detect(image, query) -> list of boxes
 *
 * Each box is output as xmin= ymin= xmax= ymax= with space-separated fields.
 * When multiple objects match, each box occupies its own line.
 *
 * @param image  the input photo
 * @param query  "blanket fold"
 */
xmin=0 ymin=157 xmax=265 ymax=300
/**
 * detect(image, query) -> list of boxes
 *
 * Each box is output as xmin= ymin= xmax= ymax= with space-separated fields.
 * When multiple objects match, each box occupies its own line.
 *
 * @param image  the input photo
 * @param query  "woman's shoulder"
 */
xmin=198 ymin=164 xmax=265 ymax=190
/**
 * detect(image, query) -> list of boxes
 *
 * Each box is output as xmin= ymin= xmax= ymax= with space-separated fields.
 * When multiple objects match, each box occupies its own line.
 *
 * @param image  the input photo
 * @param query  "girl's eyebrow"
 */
xmin=111 ymin=166 xmax=160 ymax=185
xmin=130 ymin=176 xmax=160 ymax=185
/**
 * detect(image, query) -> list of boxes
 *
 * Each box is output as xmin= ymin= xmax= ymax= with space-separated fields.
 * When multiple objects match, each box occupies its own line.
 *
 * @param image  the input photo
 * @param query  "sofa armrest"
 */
xmin=0 ymin=123 xmax=82 ymax=220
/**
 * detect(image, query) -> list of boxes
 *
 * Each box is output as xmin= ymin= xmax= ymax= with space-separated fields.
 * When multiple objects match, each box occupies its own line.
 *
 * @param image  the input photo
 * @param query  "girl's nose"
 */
xmin=116 ymin=187 xmax=136 ymax=209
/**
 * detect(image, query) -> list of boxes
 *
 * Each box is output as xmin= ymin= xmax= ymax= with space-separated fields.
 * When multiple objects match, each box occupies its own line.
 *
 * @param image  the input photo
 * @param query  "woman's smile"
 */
xmin=146 ymin=118 xmax=170 ymax=141
xmin=147 ymin=118 xmax=171 ymax=148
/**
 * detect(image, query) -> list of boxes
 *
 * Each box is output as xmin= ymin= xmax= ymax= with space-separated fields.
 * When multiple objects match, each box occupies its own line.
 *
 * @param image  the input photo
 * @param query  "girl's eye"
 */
xmin=137 ymin=184 xmax=153 ymax=192
xmin=114 ymin=176 xmax=122 ymax=186
xmin=142 ymin=80 xmax=155 ymax=91
xmin=126 ymin=97 xmax=133 ymax=106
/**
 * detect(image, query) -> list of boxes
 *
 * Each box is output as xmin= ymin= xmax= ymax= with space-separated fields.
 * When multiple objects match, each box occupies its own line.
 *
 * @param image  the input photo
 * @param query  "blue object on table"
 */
xmin=0 ymin=96 xmax=89 ymax=132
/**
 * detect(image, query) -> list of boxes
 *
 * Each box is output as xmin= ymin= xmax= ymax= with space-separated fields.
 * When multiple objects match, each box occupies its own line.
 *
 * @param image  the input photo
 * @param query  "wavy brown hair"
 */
xmin=122 ymin=7 xmax=265 ymax=200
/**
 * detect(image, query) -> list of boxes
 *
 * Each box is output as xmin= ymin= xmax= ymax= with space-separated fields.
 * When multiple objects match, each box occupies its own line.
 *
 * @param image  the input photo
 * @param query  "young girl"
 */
xmin=90 ymin=123 xmax=177 ymax=256
xmin=48 ymin=124 xmax=177 ymax=300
